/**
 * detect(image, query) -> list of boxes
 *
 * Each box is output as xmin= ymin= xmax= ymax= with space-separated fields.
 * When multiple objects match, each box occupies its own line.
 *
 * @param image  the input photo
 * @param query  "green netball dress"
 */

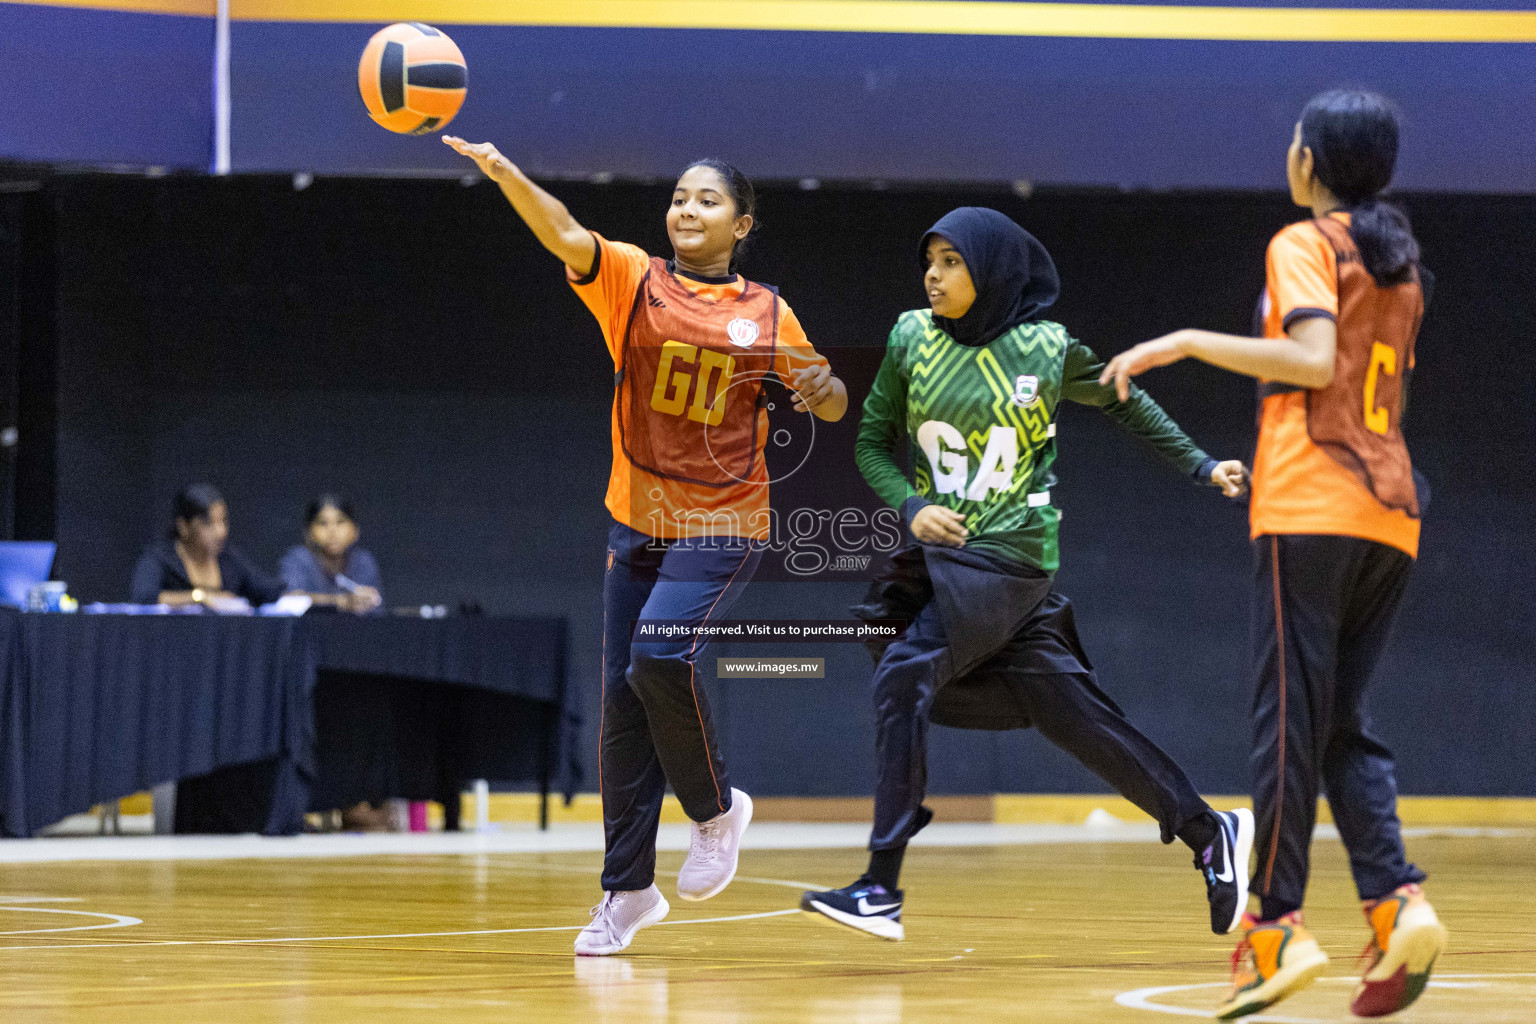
xmin=856 ymin=309 xmax=1214 ymax=570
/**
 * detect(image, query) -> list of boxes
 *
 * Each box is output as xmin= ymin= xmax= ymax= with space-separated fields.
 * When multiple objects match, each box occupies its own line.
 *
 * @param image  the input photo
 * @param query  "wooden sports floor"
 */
xmin=1 ymin=832 xmax=1531 ymax=1023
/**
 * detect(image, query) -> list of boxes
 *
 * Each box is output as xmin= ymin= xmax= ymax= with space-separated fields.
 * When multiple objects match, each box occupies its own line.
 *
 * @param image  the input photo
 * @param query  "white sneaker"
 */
xmin=573 ymin=885 xmax=669 ymax=956
xmin=676 ymin=788 xmax=753 ymax=902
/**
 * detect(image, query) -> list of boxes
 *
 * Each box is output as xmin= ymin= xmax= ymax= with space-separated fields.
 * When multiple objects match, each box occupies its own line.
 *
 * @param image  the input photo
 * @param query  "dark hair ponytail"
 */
xmin=680 ymin=157 xmax=757 ymax=272
xmin=1299 ymin=89 xmax=1419 ymax=286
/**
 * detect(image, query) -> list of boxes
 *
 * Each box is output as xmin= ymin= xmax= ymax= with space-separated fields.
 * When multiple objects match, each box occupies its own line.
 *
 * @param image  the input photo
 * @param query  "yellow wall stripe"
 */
xmin=2 ymin=0 xmax=213 ymax=14
xmin=7 ymin=0 xmax=1532 ymax=43
xmin=227 ymin=0 xmax=1536 ymax=44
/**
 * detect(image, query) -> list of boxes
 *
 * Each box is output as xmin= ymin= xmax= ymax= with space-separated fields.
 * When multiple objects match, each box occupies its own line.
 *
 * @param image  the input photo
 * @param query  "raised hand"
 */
xmin=442 ymin=135 xmax=516 ymax=181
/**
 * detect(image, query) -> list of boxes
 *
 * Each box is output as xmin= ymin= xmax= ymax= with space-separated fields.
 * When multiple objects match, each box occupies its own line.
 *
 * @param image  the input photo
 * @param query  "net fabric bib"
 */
xmin=617 ymin=258 xmax=779 ymax=488
xmin=1305 ymin=217 xmax=1422 ymax=517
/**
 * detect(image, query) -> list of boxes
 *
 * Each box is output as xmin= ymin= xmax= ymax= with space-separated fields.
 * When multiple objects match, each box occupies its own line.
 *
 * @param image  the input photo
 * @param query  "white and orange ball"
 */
xmin=358 ymin=23 xmax=467 ymax=135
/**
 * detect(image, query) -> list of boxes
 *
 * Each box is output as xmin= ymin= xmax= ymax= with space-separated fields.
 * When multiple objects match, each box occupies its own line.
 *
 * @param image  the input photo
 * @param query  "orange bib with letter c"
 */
xmin=1304 ymin=217 xmax=1423 ymax=517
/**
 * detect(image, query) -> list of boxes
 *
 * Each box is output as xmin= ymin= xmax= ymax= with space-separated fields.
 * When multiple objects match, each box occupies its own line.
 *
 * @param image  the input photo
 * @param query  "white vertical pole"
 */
xmin=151 ymin=781 xmax=177 ymax=835
xmin=473 ymin=779 xmax=490 ymax=831
xmin=213 ymin=0 xmax=231 ymax=174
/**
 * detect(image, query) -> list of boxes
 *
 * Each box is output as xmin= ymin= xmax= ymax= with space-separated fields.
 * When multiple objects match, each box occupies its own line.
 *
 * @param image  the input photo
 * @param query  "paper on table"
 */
xmin=259 ymin=594 xmax=312 ymax=617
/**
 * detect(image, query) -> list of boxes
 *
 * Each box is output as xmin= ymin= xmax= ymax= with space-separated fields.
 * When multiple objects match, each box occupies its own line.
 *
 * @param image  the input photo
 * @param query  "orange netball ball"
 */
xmin=358 ymin=23 xmax=467 ymax=135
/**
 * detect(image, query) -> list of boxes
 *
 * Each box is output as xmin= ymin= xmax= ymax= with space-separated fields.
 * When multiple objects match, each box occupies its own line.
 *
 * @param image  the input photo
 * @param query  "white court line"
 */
xmin=5 ymin=822 xmax=1531 ymax=865
xmin=0 ymin=908 xmax=799 ymax=952
xmin=0 ymin=857 xmax=829 ymax=952
xmin=0 ymin=906 xmax=143 ymax=936
xmin=1115 ymin=974 xmax=1536 ymax=1021
xmin=733 ymin=873 xmax=829 ymax=891
xmin=1115 ymin=980 xmax=1326 ymax=1022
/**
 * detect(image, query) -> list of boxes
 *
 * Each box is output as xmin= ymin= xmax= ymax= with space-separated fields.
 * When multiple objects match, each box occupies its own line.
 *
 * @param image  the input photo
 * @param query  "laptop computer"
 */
xmin=0 ymin=541 xmax=57 ymax=608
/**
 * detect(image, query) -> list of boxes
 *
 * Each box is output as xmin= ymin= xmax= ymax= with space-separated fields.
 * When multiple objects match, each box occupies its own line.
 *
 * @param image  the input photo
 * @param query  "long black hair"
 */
xmin=1299 ymin=89 xmax=1419 ymax=286
xmin=169 ymin=482 xmax=223 ymax=538
xmin=680 ymin=157 xmax=757 ymax=272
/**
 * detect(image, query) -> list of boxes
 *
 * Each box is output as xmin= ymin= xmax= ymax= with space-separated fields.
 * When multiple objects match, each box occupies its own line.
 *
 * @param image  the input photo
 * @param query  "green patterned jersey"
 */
xmin=855 ymin=310 xmax=1212 ymax=570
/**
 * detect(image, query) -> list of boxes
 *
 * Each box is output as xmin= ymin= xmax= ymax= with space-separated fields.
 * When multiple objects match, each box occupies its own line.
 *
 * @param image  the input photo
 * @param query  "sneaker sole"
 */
xmin=574 ymin=894 xmax=670 ymax=956
xmin=1217 ymin=943 xmax=1328 ymax=1020
xmin=1351 ymin=916 xmax=1448 ymax=1017
xmin=801 ymin=900 xmax=904 ymax=941
xmin=1221 ymin=808 xmax=1256 ymax=935
xmin=677 ymin=791 xmax=753 ymax=903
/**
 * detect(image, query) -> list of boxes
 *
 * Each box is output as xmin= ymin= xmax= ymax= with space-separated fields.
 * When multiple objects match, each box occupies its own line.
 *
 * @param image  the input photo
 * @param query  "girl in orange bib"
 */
xmin=445 ymin=137 xmax=847 ymax=955
xmin=1103 ymin=90 xmax=1446 ymax=1020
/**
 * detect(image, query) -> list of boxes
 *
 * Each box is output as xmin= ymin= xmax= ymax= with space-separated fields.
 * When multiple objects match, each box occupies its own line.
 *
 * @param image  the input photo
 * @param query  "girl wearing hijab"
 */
xmin=801 ymin=207 xmax=1251 ymax=942
xmin=1103 ymin=90 xmax=1444 ymax=1020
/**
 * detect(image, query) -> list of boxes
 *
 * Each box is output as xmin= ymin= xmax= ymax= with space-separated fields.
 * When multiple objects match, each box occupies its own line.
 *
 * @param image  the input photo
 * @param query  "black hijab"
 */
xmin=920 ymin=207 xmax=1060 ymax=347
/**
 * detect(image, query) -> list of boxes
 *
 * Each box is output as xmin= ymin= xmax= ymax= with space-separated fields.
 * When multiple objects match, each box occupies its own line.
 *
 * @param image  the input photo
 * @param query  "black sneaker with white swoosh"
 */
xmin=800 ymin=878 xmax=904 ymax=940
xmin=1199 ymin=807 xmax=1255 ymax=934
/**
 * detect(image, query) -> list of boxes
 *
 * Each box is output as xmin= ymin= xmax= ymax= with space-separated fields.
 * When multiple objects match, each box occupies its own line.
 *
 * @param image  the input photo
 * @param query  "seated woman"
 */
xmin=130 ymin=483 xmax=286 ymax=609
xmin=279 ymin=495 xmax=383 ymax=614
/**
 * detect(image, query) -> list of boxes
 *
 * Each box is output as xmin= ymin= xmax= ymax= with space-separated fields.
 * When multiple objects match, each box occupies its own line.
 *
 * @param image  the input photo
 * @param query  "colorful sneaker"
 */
xmin=799 ymin=878 xmax=904 ymax=941
xmin=1198 ymin=808 xmax=1255 ymax=934
xmin=1351 ymin=883 xmax=1447 ymax=1017
xmin=1216 ymin=911 xmax=1329 ymax=1019
xmin=573 ymin=885 xmax=670 ymax=956
xmin=676 ymin=788 xmax=752 ymax=902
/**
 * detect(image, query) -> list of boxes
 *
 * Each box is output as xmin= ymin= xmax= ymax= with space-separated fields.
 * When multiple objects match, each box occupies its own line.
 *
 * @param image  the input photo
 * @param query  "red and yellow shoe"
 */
xmin=1351 ymin=884 xmax=1447 ymax=1017
xmin=1216 ymin=911 xmax=1330 ymax=1020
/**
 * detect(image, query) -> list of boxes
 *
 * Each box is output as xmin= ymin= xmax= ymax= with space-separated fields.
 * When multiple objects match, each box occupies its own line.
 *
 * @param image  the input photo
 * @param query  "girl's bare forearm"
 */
xmin=1179 ymin=326 xmax=1336 ymax=388
xmin=493 ymin=167 xmax=595 ymax=274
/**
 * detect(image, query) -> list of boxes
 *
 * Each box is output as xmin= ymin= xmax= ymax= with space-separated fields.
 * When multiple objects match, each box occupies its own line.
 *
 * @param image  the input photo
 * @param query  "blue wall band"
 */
xmin=0 ymin=2 xmax=212 ymax=169
xmin=2 ymin=1 xmax=1533 ymax=187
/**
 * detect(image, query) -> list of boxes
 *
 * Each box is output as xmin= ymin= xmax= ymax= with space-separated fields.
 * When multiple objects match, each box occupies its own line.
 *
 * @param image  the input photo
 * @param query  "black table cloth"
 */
xmin=313 ymin=616 xmax=567 ymax=703
xmin=0 ymin=609 xmax=316 ymax=838
xmin=306 ymin=615 xmax=578 ymax=822
xmin=0 ymin=611 xmax=574 ymax=837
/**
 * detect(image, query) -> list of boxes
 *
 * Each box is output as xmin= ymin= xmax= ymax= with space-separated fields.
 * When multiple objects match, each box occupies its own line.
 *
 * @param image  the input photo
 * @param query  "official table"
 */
xmin=0 ymin=609 xmax=315 ymax=837
xmin=305 ymin=614 xmax=575 ymax=829
xmin=0 ymin=609 xmax=575 ymax=837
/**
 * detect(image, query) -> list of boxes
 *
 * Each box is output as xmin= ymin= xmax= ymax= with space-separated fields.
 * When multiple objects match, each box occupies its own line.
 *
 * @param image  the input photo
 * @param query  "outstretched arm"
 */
xmin=1098 ymin=318 xmax=1337 ymax=400
xmin=443 ymin=136 xmax=597 ymax=276
xmin=1063 ymin=341 xmax=1248 ymax=497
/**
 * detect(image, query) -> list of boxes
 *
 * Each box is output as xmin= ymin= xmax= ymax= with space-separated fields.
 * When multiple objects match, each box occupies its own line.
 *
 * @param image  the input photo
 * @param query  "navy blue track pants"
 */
xmin=1250 ymin=533 xmax=1425 ymax=920
xmin=870 ymin=584 xmax=1211 ymax=853
xmin=599 ymin=520 xmax=761 ymax=892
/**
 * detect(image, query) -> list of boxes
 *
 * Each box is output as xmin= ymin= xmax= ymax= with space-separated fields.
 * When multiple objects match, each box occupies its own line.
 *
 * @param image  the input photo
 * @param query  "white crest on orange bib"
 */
xmin=726 ymin=318 xmax=760 ymax=348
